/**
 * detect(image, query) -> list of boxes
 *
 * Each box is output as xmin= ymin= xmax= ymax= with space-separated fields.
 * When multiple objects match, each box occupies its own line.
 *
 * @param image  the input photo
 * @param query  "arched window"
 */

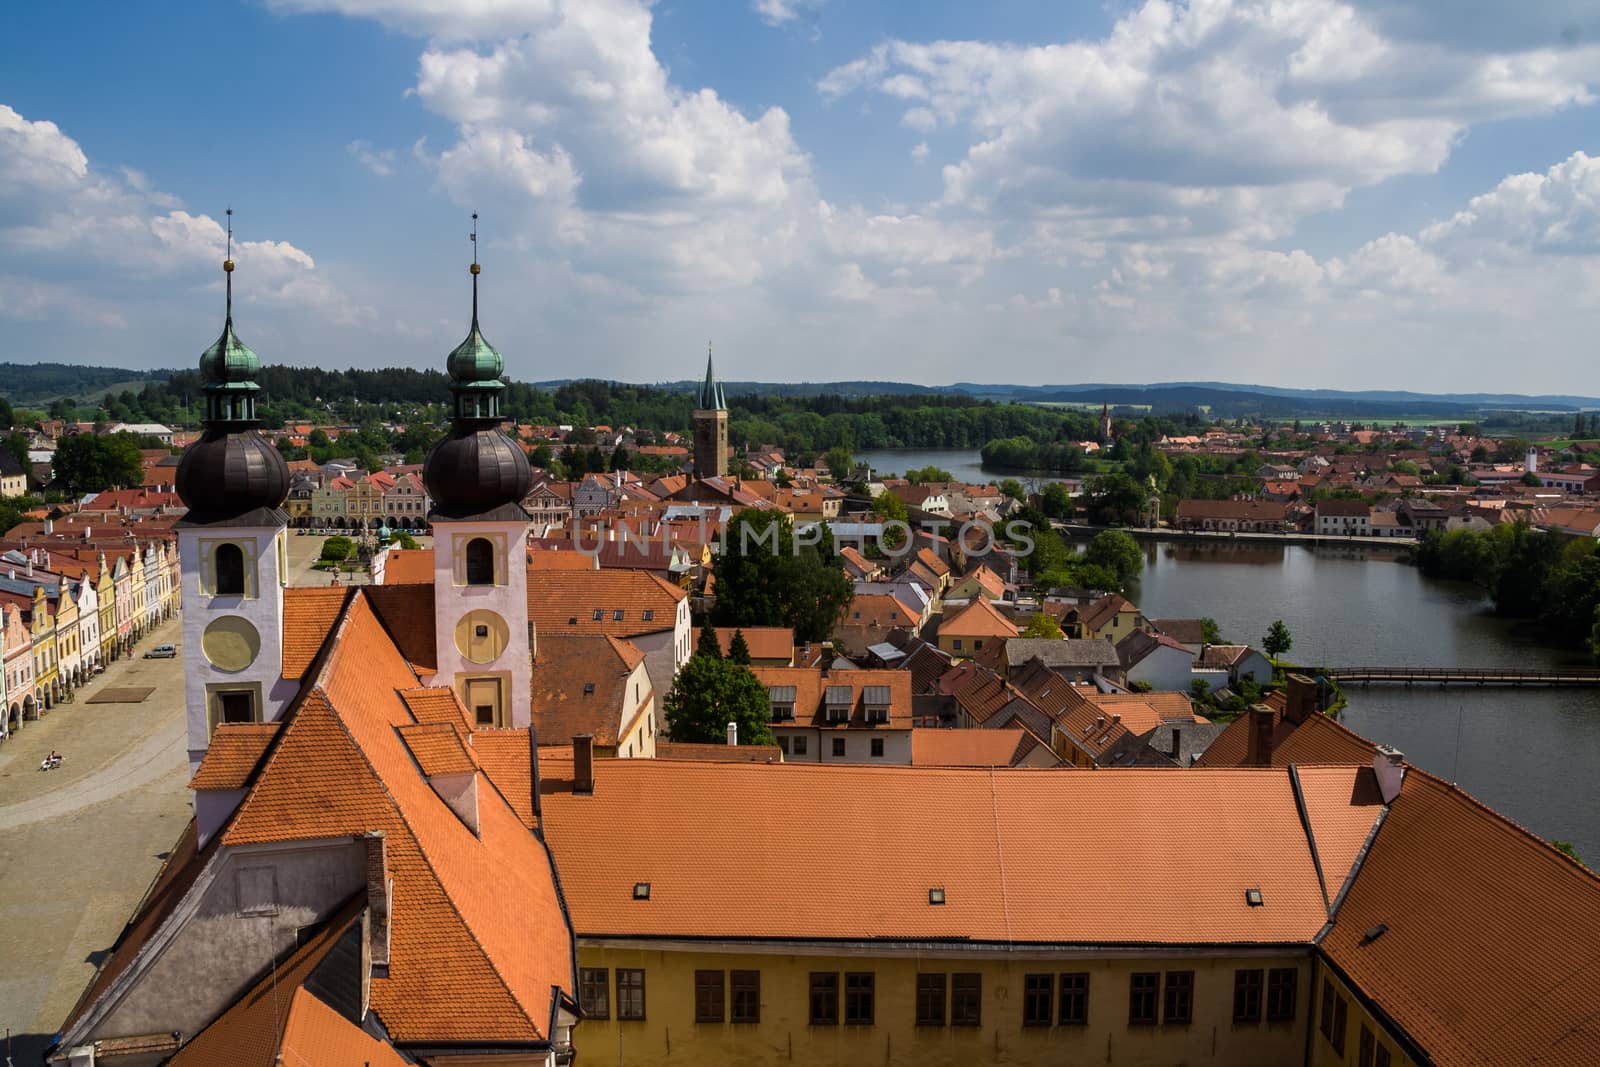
xmin=214 ymin=543 xmax=245 ymax=596
xmin=464 ymin=537 xmax=496 ymax=587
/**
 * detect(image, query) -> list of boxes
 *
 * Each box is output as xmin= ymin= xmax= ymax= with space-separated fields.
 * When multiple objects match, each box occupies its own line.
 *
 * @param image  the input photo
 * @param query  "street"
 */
xmin=0 ymin=616 xmax=190 ymax=1061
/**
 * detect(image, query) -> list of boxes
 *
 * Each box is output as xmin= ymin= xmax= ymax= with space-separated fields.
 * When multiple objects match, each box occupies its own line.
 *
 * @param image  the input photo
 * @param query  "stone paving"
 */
xmin=0 ymin=616 xmax=189 ymax=1061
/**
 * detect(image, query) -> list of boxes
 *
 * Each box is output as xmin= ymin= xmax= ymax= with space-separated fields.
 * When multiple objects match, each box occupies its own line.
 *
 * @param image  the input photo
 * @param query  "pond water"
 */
xmin=1130 ymin=542 xmax=1600 ymax=862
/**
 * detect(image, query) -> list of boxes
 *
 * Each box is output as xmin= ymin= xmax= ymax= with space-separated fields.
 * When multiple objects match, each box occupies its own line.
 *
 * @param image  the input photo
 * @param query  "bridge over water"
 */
xmin=1325 ymin=666 xmax=1600 ymax=687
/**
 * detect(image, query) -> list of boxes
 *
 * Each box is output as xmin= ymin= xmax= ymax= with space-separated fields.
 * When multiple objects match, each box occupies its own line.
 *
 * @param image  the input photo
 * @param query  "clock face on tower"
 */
xmin=454 ymin=609 xmax=510 ymax=664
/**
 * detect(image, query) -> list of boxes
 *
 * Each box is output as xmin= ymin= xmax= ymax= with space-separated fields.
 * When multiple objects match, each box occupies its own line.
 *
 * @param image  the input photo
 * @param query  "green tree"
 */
xmin=0 ymin=394 xmax=13 ymax=429
xmin=1081 ymin=472 xmax=1145 ymax=525
xmin=1263 ymin=619 xmax=1293 ymax=660
xmin=529 ymin=443 xmax=554 ymax=469
xmin=1591 ymin=603 xmax=1600 ymax=660
xmin=1021 ymin=613 xmax=1064 ymax=639
xmin=1552 ymin=840 xmax=1582 ymax=864
xmin=610 ymin=444 xmax=630 ymax=471
xmin=727 ymin=628 xmax=753 ymax=665
xmin=1521 ymin=471 xmax=1543 ymax=486
xmin=822 ymin=445 xmax=854 ymax=482
xmin=904 ymin=465 xmax=954 ymax=484
xmin=663 ymin=655 xmax=775 ymax=746
xmin=52 ymin=432 xmax=143 ymax=494
xmin=696 ymin=621 xmax=723 ymax=660
xmin=1082 ymin=529 xmax=1143 ymax=587
xmin=713 ymin=510 xmax=853 ymax=643
xmin=872 ymin=490 xmax=909 ymax=550
xmin=1200 ymin=617 xmax=1223 ymax=644
xmin=999 ymin=478 xmax=1026 ymax=501
xmin=392 ymin=531 xmax=420 ymax=551
xmin=1039 ymin=481 xmax=1073 ymax=520
xmin=320 ymin=536 xmax=355 ymax=563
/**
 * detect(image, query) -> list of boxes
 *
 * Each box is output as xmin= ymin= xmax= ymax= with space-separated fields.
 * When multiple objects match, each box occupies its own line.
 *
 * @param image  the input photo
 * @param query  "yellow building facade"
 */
xmin=574 ymin=943 xmax=1313 ymax=1067
xmin=1306 ymin=960 xmax=1417 ymax=1067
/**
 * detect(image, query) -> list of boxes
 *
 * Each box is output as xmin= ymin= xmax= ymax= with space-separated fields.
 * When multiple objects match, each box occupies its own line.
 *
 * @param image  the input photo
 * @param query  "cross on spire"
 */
xmin=469 ymin=211 xmax=481 ymax=325
xmin=224 ymin=207 xmax=235 ymax=320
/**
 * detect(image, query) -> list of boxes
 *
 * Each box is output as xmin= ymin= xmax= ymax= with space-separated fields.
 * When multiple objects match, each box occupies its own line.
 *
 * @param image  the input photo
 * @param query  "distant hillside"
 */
xmin=0 ymin=362 xmax=173 ymax=405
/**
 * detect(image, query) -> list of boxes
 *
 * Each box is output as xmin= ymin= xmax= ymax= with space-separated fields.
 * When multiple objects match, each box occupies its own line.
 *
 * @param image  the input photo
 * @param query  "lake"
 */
xmin=1130 ymin=542 xmax=1600 ymax=863
xmin=856 ymin=447 xmax=1072 ymax=485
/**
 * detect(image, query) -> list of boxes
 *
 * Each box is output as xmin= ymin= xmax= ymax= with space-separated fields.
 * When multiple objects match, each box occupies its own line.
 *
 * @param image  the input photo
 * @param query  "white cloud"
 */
xmin=910 ymin=141 xmax=929 ymax=162
xmin=347 ymin=138 xmax=397 ymax=176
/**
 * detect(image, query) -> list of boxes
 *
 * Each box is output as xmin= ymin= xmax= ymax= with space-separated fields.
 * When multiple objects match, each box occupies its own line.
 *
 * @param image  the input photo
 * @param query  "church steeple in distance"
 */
xmin=692 ymin=341 xmax=730 ymax=479
xmin=423 ymin=212 xmax=532 ymax=520
xmin=699 ymin=341 xmax=726 ymax=411
xmin=174 ymin=209 xmax=290 ymax=523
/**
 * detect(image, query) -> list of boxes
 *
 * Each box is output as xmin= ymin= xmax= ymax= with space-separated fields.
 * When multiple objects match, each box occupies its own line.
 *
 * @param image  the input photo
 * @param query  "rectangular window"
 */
xmin=793 ymin=735 xmax=808 ymax=755
xmin=1320 ymin=979 xmax=1334 ymax=1040
xmin=1267 ymin=968 xmax=1297 ymax=1022
xmin=1058 ymin=972 xmax=1088 ymax=1026
xmin=832 ymin=737 xmax=846 ymax=757
xmin=617 ymin=969 xmax=646 ymax=1021
xmin=844 ymin=972 xmax=875 ymax=1025
xmin=731 ymin=970 xmax=760 ymax=1024
xmin=776 ymin=736 xmax=789 ymax=754
xmin=953 ymin=639 xmax=963 ymax=650
xmin=1376 ymin=1046 xmax=1392 ymax=1067
xmin=809 ymin=972 xmax=838 ymax=1026
xmin=951 ymin=973 xmax=981 ymax=1027
xmin=870 ymin=737 xmax=885 ymax=758
xmin=1129 ymin=973 xmax=1159 ymax=1025
xmin=592 ymin=609 xmax=604 ymax=620
xmin=1332 ymin=995 xmax=1348 ymax=1054
xmin=916 ymin=974 xmax=946 ymax=1026
xmin=613 ymin=609 xmax=625 ymax=621
xmin=1234 ymin=968 xmax=1263 ymax=1023
xmin=218 ymin=691 xmax=255 ymax=725
xmin=1022 ymin=974 xmax=1053 ymax=1026
xmin=694 ymin=970 xmax=725 ymax=1023
xmin=1359 ymin=1025 xmax=1375 ymax=1067
xmin=1163 ymin=971 xmax=1194 ymax=1025
xmin=579 ymin=968 xmax=609 ymax=1020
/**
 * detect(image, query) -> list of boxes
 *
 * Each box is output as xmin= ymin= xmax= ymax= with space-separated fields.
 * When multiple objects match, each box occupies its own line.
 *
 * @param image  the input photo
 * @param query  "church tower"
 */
xmin=1099 ymin=401 xmax=1114 ymax=445
xmin=692 ymin=345 xmax=728 ymax=479
xmin=422 ymin=215 xmax=533 ymax=729
xmin=174 ymin=211 xmax=294 ymax=770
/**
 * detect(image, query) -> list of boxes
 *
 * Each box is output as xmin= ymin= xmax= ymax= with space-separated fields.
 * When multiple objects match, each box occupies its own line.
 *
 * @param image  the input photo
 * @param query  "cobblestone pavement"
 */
xmin=0 ymin=616 xmax=190 ymax=1061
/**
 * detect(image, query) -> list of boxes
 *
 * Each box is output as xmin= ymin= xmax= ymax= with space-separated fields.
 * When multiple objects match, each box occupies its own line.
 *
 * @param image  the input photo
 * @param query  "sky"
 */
xmin=1 ymin=0 xmax=1597 ymax=392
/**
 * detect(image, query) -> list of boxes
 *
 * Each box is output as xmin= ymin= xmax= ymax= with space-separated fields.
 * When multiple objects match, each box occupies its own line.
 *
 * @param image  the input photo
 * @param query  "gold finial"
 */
xmin=223 ymin=207 xmax=235 ymax=273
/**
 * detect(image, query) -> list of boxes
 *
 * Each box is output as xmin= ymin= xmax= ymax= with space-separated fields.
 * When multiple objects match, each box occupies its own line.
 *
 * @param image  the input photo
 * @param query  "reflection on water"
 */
xmin=1133 ymin=543 xmax=1600 ymax=862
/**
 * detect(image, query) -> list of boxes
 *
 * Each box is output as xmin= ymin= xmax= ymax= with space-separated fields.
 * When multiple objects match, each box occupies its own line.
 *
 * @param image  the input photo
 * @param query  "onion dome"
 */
xmin=423 ymin=215 xmax=531 ymax=519
xmin=175 ymin=213 xmax=289 ymax=522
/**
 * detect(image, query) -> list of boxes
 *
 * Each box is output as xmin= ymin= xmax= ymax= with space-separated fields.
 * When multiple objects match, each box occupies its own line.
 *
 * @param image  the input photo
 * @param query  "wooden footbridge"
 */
xmin=1325 ymin=666 xmax=1600 ymax=687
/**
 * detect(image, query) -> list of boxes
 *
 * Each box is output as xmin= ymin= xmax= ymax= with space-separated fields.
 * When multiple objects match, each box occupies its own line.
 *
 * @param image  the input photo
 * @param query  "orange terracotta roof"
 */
xmin=526 ymin=569 xmax=685 ymax=638
xmin=655 ymin=742 xmax=786 ymax=763
xmin=400 ymin=686 xmax=473 ymax=735
xmin=224 ymin=590 xmax=572 ymax=1043
xmin=940 ymin=596 xmax=1018 ymax=639
xmin=1294 ymin=764 xmax=1385 ymax=905
xmin=711 ymin=626 xmax=794 ymax=662
xmin=188 ymin=723 xmax=281 ymax=790
xmin=539 ymin=758 xmax=1339 ymax=945
xmin=529 ymin=548 xmax=600 ymax=570
xmin=399 ymin=721 xmax=478 ymax=776
xmin=383 ymin=547 xmax=434 ymax=584
xmin=1196 ymin=708 xmax=1374 ymax=768
xmin=911 ymin=728 xmax=1031 ymax=767
xmin=1324 ymin=769 xmax=1600 ymax=1065
xmin=363 ymin=582 xmax=438 ymax=675
xmin=751 ymin=667 xmax=913 ymax=728
xmin=472 ymin=728 xmax=537 ymax=828
xmin=530 ymin=633 xmax=650 ymax=748
xmin=281 ymin=587 xmax=351 ymax=679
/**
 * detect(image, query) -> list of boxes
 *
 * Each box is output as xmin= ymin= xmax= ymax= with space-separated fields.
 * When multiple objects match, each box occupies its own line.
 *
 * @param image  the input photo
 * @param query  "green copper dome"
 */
xmin=446 ymin=321 xmax=504 ymax=383
xmin=199 ymin=319 xmax=261 ymax=385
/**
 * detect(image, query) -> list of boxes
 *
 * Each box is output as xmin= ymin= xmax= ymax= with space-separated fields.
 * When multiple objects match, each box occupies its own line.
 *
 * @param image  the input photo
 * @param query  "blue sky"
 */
xmin=1 ymin=0 xmax=1597 ymax=391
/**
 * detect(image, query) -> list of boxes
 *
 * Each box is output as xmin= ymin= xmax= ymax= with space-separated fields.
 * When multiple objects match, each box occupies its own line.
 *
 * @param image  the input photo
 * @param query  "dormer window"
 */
xmin=825 ymin=685 xmax=852 ymax=723
xmin=642 ymin=609 xmax=654 ymax=622
xmin=593 ymin=609 xmax=604 ymax=620
xmin=863 ymin=685 xmax=891 ymax=724
xmin=613 ymin=609 xmax=624 ymax=621
xmin=767 ymin=685 xmax=796 ymax=722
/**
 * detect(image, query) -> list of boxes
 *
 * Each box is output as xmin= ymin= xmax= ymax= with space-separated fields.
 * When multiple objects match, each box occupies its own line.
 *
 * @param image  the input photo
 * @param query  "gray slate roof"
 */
xmin=1004 ymin=637 xmax=1119 ymax=668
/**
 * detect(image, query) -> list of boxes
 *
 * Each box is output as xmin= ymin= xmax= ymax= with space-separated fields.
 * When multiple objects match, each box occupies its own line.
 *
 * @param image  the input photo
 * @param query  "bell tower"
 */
xmin=692 ymin=343 xmax=728 ymax=480
xmin=422 ymin=214 xmax=534 ymax=729
xmin=173 ymin=210 xmax=294 ymax=770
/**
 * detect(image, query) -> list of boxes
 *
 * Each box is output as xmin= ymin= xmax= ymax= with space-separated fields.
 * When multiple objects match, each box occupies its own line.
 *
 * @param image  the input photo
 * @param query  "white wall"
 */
xmin=1126 ymin=645 xmax=1196 ymax=692
xmin=432 ymin=519 xmax=533 ymax=728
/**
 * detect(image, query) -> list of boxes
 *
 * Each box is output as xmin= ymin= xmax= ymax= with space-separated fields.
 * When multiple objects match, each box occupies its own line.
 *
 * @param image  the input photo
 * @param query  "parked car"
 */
xmin=144 ymin=644 xmax=177 ymax=659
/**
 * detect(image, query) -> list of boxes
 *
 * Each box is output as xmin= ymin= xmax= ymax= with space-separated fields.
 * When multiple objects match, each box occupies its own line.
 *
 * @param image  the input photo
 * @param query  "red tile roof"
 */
xmin=526 ymin=569 xmax=685 ymax=637
xmin=281 ymin=587 xmax=351 ymax=679
xmin=940 ymin=596 xmax=1018 ymax=640
xmin=188 ymin=723 xmax=281 ymax=790
xmin=398 ymin=721 xmax=478 ymax=776
xmin=539 ymin=758 xmax=1347 ymax=945
xmin=750 ymin=667 xmax=913 ymax=728
xmin=711 ymin=626 xmax=794 ymax=662
xmin=1323 ymin=769 xmax=1600 ymax=1065
xmin=911 ymin=727 xmax=1033 ymax=767
xmin=530 ymin=633 xmax=650 ymax=748
xmin=383 ymin=547 xmax=434 ymax=584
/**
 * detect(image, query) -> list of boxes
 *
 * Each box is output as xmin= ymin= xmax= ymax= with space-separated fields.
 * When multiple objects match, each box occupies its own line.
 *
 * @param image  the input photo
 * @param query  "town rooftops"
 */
xmin=752 ymin=666 xmax=912 ymax=728
xmin=531 ymin=633 xmax=650 ymax=748
xmin=711 ymin=626 xmax=794 ymax=663
xmin=1316 ymin=498 xmax=1373 ymax=516
xmin=525 ymin=568 xmax=685 ymax=637
xmin=1005 ymin=637 xmax=1120 ymax=670
xmin=535 ymin=755 xmax=1378 ymax=946
xmin=188 ymin=723 xmax=281 ymax=790
xmin=910 ymin=727 xmax=1036 ymax=767
xmin=940 ymin=596 xmax=1018 ymax=640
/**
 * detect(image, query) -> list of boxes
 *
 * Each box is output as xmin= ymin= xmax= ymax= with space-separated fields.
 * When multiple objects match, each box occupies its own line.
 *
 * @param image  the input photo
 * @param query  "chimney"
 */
xmin=1284 ymin=673 xmax=1317 ymax=725
xmin=573 ymin=734 xmax=595 ymax=795
xmin=1169 ymin=726 xmax=1182 ymax=760
xmin=1374 ymin=745 xmax=1405 ymax=803
xmin=1111 ymin=713 xmax=1121 ymax=725
xmin=363 ymin=831 xmax=391 ymax=976
xmin=82 ymin=525 xmax=91 ymax=540
xmin=1246 ymin=704 xmax=1275 ymax=767
xmin=727 ymin=721 xmax=738 ymax=746
xmin=44 ymin=518 xmax=52 ymax=535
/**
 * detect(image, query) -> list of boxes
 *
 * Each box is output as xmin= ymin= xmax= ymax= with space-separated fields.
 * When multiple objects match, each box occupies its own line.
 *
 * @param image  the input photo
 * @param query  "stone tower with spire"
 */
xmin=1099 ymin=400 xmax=1114 ymax=445
xmin=173 ymin=211 xmax=294 ymax=771
xmin=692 ymin=345 xmax=729 ymax=480
xmin=421 ymin=215 xmax=534 ymax=729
